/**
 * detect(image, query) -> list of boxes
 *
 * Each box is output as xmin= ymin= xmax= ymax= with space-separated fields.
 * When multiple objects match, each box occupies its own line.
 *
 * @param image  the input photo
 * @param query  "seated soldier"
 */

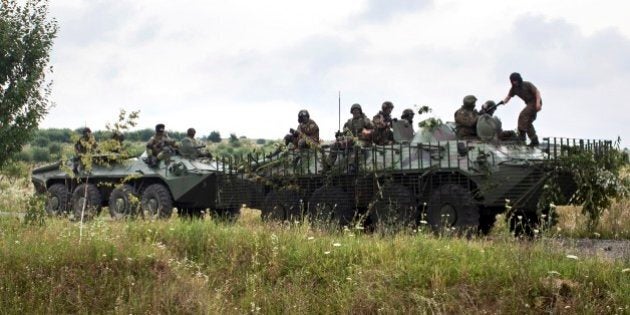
xmin=145 ymin=123 xmax=177 ymax=166
xmin=372 ymin=101 xmax=394 ymax=145
xmin=74 ymin=127 xmax=97 ymax=156
xmin=179 ymin=128 xmax=212 ymax=159
xmin=454 ymin=95 xmax=479 ymax=139
xmin=288 ymin=110 xmax=320 ymax=149
xmin=343 ymin=103 xmax=373 ymax=145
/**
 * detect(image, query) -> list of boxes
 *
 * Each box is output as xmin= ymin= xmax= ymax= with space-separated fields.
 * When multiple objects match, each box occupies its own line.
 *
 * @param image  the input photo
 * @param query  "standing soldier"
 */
xmin=179 ymin=128 xmax=211 ymax=159
xmin=372 ymin=101 xmax=395 ymax=145
xmin=343 ymin=103 xmax=373 ymax=143
xmin=145 ymin=123 xmax=177 ymax=166
xmin=501 ymin=72 xmax=542 ymax=146
xmin=290 ymin=110 xmax=319 ymax=149
xmin=454 ymin=95 xmax=479 ymax=139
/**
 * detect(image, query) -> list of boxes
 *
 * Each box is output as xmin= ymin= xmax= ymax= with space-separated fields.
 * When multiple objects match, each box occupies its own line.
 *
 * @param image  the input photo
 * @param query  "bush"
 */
xmin=208 ymin=131 xmax=221 ymax=143
xmin=48 ymin=142 xmax=62 ymax=156
xmin=32 ymin=136 xmax=50 ymax=147
xmin=15 ymin=150 xmax=32 ymax=162
xmin=31 ymin=147 xmax=51 ymax=163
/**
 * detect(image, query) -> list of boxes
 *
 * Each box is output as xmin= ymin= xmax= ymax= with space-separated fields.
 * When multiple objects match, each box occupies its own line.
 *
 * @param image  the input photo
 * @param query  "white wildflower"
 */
xmin=566 ymin=255 xmax=578 ymax=260
xmin=333 ymin=243 xmax=341 ymax=247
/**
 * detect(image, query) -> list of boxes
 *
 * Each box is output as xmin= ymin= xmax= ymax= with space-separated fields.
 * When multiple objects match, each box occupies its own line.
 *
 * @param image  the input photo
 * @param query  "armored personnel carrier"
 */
xmin=222 ymin=116 xmax=611 ymax=235
xmin=31 ymin=152 xmax=247 ymax=221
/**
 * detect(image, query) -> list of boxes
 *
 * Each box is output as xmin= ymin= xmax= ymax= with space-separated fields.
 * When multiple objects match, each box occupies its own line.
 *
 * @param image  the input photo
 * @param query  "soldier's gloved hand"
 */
xmin=497 ymin=101 xmax=505 ymax=106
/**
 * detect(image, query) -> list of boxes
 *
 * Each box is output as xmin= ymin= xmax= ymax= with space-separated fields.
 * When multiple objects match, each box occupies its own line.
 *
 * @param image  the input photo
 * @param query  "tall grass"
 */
xmin=1 ymin=211 xmax=628 ymax=314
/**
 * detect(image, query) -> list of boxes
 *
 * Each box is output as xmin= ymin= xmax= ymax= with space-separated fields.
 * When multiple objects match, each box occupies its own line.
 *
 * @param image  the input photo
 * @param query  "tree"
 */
xmin=0 ymin=0 xmax=57 ymax=168
xmin=208 ymin=131 xmax=221 ymax=143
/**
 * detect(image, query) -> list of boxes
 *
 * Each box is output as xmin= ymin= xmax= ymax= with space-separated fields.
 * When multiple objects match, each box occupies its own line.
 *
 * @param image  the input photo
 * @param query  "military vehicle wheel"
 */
xmin=426 ymin=184 xmax=479 ymax=234
xmin=108 ymin=185 xmax=138 ymax=219
xmin=308 ymin=186 xmax=355 ymax=226
xmin=72 ymin=183 xmax=102 ymax=222
xmin=369 ymin=184 xmax=417 ymax=229
xmin=261 ymin=189 xmax=302 ymax=221
xmin=141 ymin=184 xmax=173 ymax=219
xmin=46 ymin=183 xmax=70 ymax=216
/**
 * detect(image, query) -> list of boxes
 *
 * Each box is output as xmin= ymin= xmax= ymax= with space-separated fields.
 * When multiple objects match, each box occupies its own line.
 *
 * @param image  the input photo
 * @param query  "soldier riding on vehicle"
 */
xmin=454 ymin=95 xmax=479 ymax=139
xmin=286 ymin=110 xmax=320 ymax=149
xmin=179 ymin=128 xmax=212 ymax=159
xmin=145 ymin=123 xmax=177 ymax=167
xmin=372 ymin=101 xmax=395 ymax=145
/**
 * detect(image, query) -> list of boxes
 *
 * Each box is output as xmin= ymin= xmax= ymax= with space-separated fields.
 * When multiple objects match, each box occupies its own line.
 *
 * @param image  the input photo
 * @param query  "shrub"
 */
xmin=208 ymin=131 xmax=221 ymax=143
xmin=31 ymin=147 xmax=51 ymax=163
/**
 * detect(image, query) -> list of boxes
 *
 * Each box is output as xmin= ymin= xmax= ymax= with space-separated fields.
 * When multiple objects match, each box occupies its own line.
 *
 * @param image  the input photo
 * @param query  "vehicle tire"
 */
xmin=261 ymin=189 xmax=302 ymax=222
xmin=308 ymin=186 xmax=355 ymax=226
xmin=369 ymin=184 xmax=417 ymax=230
xmin=108 ymin=185 xmax=138 ymax=219
xmin=141 ymin=184 xmax=173 ymax=219
xmin=426 ymin=184 xmax=480 ymax=235
xmin=72 ymin=183 xmax=102 ymax=222
xmin=46 ymin=183 xmax=70 ymax=216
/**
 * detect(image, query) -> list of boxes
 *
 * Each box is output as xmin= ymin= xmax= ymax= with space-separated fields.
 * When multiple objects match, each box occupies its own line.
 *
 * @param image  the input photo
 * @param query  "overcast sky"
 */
xmin=43 ymin=0 xmax=630 ymax=147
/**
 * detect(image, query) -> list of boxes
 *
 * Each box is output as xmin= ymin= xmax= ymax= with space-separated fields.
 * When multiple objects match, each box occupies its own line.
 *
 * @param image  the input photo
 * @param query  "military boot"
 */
xmin=528 ymin=136 xmax=539 ymax=147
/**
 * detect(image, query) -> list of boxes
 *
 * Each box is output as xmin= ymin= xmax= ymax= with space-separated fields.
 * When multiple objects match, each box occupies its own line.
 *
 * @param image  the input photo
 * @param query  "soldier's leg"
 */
xmin=518 ymin=107 xmax=534 ymax=144
xmin=526 ymin=110 xmax=539 ymax=145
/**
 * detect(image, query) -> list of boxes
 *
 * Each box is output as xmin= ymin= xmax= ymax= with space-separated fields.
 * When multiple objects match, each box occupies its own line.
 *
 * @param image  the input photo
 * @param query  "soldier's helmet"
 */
xmin=298 ymin=110 xmax=310 ymax=123
xmin=382 ymin=101 xmax=394 ymax=110
xmin=401 ymin=108 xmax=415 ymax=119
xmin=350 ymin=103 xmax=362 ymax=114
xmin=482 ymin=100 xmax=497 ymax=116
xmin=187 ymin=128 xmax=196 ymax=137
xmin=82 ymin=127 xmax=92 ymax=135
xmin=463 ymin=95 xmax=477 ymax=109
xmin=155 ymin=124 xmax=165 ymax=133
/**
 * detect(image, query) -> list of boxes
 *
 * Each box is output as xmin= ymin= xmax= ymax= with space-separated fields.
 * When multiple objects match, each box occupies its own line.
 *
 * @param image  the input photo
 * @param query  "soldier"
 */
xmin=501 ymin=72 xmax=542 ymax=146
xmin=401 ymin=108 xmax=414 ymax=125
xmin=372 ymin=101 xmax=394 ymax=145
xmin=145 ymin=123 xmax=177 ymax=166
xmin=343 ymin=103 xmax=373 ymax=142
xmin=454 ymin=95 xmax=479 ymax=139
xmin=74 ymin=127 xmax=97 ymax=156
xmin=290 ymin=110 xmax=319 ymax=149
xmin=179 ymin=128 xmax=212 ymax=159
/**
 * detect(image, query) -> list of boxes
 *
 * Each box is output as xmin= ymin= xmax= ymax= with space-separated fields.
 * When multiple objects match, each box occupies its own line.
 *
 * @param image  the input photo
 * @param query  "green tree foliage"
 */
xmin=31 ymin=147 xmax=50 ymax=162
xmin=0 ymin=0 xmax=57 ymax=168
xmin=32 ymin=136 xmax=49 ymax=147
xmin=208 ymin=131 xmax=221 ymax=143
xmin=545 ymin=141 xmax=629 ymax=231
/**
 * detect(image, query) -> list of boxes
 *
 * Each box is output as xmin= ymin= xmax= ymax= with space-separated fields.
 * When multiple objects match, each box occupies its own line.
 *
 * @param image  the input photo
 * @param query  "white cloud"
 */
xmin=43 ymin=0 xmax=630 ymax=147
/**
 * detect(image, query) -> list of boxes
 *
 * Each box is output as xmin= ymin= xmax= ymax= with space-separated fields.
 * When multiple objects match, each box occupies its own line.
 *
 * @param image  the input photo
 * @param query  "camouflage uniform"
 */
xmin=372 ymin=111 xmax=394 ymax=145
xmin=343 ymin=115 xmax=373 ymax=139
xmin=74 ymin=129 xmax=97 ymax=156
xmin=454 ymin=95 xmax=479 ymax=139
xmin=179 ymin=137 xmax=206 ymax=159
xmin=508 ymin=80 xmax=541 ymax=144
xmin=296 ymin=118 xmax=320 ymax=148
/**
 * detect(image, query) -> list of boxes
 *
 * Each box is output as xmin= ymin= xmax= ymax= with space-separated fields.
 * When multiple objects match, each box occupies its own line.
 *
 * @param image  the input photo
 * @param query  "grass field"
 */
xmin=0 ymin=173 xmax=628 ymax=313
xmin=0 ymin=208 xmax=628 ymax=313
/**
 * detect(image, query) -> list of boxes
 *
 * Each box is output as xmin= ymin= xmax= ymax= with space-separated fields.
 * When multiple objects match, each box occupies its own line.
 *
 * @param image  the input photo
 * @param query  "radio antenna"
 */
xmin=338 ymin=91 xmax=341 ymax=131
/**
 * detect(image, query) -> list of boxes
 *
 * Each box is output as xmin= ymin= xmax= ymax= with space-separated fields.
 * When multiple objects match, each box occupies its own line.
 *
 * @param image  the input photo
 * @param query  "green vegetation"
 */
xmin=0 ymin=212 xmax=628 ymax=313
xmin=0 ymin=0 xmax=58 ymax=168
